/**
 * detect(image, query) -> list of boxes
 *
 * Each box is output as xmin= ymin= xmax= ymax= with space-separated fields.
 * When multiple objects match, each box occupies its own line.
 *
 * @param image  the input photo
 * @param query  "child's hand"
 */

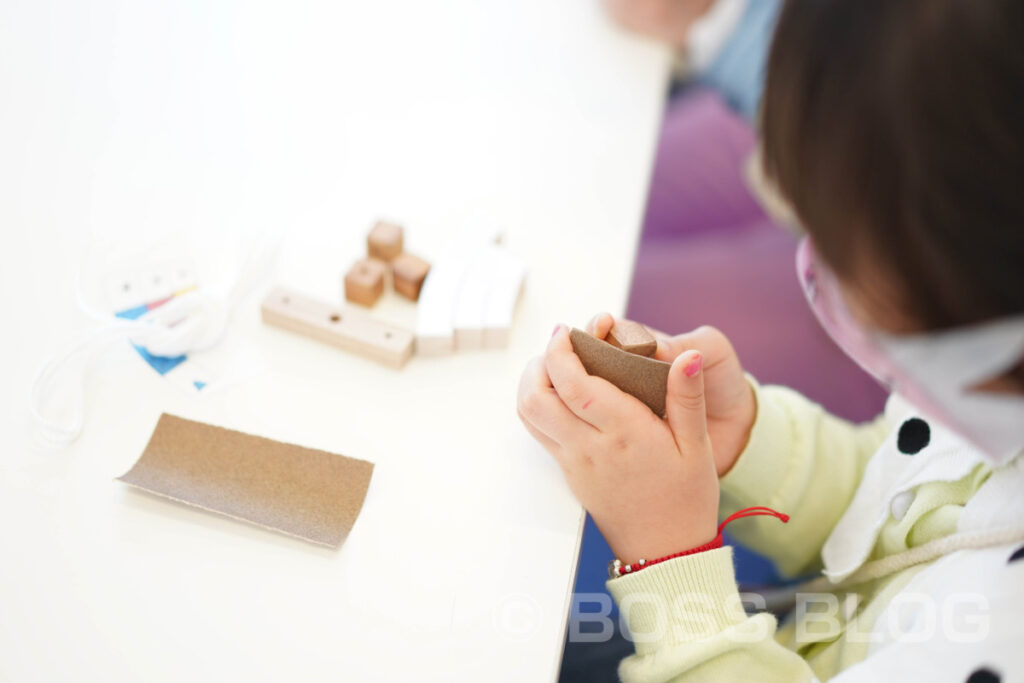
xmin=517 ymin=325 xmax=719 ymax=564
xmin=602 ymin=0 xmax=716 ymax=49
xmin=587 ymin=313 xmax=755 ymax=477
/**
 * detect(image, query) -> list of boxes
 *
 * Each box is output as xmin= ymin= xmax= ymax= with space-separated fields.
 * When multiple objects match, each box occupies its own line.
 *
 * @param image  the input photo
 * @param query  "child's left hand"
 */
xmin=517 ymin=325 xmax=720 ymax=565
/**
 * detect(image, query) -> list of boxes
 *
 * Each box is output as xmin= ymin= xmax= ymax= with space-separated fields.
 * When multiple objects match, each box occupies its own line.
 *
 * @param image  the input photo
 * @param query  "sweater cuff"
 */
xmin=719 ymin=378 xmax=793 ymax=511
xmin=607 ymin=547 xmax=747 ymax=656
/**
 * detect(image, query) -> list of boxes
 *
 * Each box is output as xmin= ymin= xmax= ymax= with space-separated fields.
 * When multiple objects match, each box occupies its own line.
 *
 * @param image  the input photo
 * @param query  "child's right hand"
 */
xmin=587 ymin=313 xmax=756 ymax=477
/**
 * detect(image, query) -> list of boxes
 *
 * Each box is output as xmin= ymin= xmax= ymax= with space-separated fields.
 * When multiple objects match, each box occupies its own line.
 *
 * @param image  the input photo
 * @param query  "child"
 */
xmin=518 ymin=0 xmax=1024 ymax=680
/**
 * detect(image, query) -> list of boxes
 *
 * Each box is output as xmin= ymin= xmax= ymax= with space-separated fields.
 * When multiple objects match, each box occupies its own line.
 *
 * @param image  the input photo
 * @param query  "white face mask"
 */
xmin=797 ymin=238 xmax=1024 ymax=465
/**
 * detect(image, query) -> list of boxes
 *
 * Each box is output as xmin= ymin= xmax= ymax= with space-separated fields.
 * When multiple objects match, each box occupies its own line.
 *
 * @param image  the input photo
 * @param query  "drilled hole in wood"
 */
xmin=330 ymin=314 xmax=341 ymax=323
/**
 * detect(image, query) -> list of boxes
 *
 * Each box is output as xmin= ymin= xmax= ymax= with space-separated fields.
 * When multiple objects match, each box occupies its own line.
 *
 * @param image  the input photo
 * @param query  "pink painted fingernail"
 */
xmin=552 ymin=324 xmax=561 ymax=338
xmin=683 ymin=353 xmax=702 ymax=377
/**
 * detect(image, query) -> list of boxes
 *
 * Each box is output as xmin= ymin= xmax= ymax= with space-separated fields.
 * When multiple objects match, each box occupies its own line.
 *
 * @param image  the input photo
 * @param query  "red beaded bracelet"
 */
xmin=608 ymin=506 xmax=790 ymax=579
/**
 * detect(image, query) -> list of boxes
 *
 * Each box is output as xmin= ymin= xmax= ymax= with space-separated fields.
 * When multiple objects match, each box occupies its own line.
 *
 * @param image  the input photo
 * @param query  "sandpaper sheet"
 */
xmin=118 ymin=413 xmax=374 ymax=548
xmin=570 ymin=328 xmax=671 ymax=417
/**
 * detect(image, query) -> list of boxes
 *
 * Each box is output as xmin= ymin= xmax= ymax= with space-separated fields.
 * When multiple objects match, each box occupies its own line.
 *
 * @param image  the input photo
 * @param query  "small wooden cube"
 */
xmin=344 ymin=259 xmax=387 ymax=307
xmin=392 ymin=253 xmax=431 ymax=301
xmin=367 ymin=221 xmax=404 ymax=261
xmin=606 ymin=319 xmax=657 ymax=357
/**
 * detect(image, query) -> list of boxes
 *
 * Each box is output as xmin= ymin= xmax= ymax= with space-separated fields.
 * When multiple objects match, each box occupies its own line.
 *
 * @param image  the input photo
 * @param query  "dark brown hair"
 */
xmin=761 ymin=0 xmax=1024 ymax=331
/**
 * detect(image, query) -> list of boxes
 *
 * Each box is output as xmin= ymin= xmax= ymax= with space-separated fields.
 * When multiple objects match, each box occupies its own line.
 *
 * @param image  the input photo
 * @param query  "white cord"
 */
xmin=29 ymin=232 xmax=278 ymax=447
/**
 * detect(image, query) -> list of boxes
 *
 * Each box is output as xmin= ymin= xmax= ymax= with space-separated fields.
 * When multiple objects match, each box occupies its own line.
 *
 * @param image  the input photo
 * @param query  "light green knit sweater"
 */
xmin=606 ymin=381 xmax=993 ymax=682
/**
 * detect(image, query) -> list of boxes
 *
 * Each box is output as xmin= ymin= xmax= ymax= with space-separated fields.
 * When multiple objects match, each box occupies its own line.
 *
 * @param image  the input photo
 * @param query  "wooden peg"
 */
xmin=392 ymin=253 xmax=430 ymax=302
xmin=606 ymin=319 xmax=657 ymax=357
xmin=344 ymin=258 xmax=387 ymax=307
xmin=367 ymin=221 xmax=404 ymax=261
xmin=261 ymin=287 xmax=414 ymax=369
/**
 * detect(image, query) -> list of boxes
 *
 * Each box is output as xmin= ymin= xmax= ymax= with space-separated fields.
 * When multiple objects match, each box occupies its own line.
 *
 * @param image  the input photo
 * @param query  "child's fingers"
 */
xmin=585 ymin=312 xmax=615 ymax=340
xmin=665 ymin=350 xmax=709 ymax=454
xmin=653 ymin=325 xmax=722 ymax=363
xmin=545 ymin=326 xmax=638 ymax=431
xmin=517 ymin=356 xmax=598 ymax=445
xmin=517 ymin=409 xmax=560 ymax=454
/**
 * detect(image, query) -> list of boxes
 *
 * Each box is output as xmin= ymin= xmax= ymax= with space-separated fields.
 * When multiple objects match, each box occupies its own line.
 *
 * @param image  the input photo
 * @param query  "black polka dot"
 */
xmin=1009 ymin=545 xmax=1024 ymax=564
xmin=897 ymin=418 xmax=930 ymax=455
xmin=966 ymin=667 xmax=1000 ymax=683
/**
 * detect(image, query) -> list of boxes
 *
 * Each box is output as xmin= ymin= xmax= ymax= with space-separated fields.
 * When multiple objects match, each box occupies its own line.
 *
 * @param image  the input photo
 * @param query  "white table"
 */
xmin=0 ymin=2 xmax=668 ymax=680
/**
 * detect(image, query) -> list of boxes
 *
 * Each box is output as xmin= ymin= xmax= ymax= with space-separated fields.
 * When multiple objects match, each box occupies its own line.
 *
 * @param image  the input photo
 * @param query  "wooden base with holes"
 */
xmin=261 ymin=286 xmax=414 ymax=369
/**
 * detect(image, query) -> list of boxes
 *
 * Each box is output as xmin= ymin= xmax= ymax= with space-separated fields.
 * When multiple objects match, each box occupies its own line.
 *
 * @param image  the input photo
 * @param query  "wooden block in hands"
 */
xmin=606 ymin=319 xmax=657 ymax=357
xmin=344 ymin=258 xmax=387 ymax=307
xmin=367 ymin=221 xmax=404 ymax=261
xmin=261 ymin=287 xmax=414 ymax=368
xmin=569 ymin=328 xmax=670 ymax=417
xmin=392 ymin=253 xmax=431 ymax=301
